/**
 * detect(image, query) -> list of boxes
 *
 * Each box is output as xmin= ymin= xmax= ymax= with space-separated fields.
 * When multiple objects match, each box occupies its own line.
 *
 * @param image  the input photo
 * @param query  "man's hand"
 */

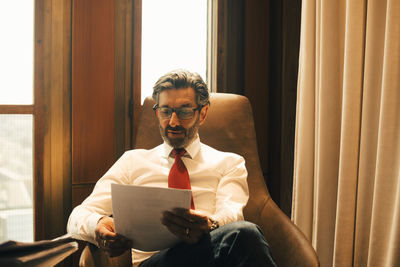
xmin=95 ymin=216 xmax=132 ymax=257
xmin=161 ymin=208 xmax=212 ymax=244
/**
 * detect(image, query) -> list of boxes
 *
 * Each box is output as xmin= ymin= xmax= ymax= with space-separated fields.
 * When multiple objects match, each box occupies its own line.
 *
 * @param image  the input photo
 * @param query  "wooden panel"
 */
xmin=225 ymin=0 xmax=245 ymax=94
xmin=45 ymin=0 xmax=73 ymax=239
xmin=244 ymin=0 xmax=271 ymax=180
xmin=34 ymin=0 xmax=72 ymax=242
xmin=244 ymin=0 xmax=301 ymax=216
xmin=72 ymin=184 xmax=96 ymax=209
xmin=115 ymin=0 xmax=134 ymax=156
xmin=34 ymin=0 xmax=46 ymax=241
xmin=216 ymin=0 xmax=245 ymax=94
xmin=0 ymin=105 xmax=34 ymax=114
xmin=265 ymin=0 xmax=283 ymax=210
xmin=72 ymin=0 xmax=116 ymax=184
xmin=215 ymin=0 xmax=301 ymax=216
xmin=277 ymin=0 xmax=301 ymax=216
xmin=132 ymin=0 xmax=142 ymax=147
xmin=216 ymin=0 xmax=225 ymax=92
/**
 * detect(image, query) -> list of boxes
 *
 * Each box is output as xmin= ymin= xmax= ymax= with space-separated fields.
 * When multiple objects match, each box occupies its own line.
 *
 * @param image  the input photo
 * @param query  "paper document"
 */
xmin=111 ymin=184 xmax=191 ymax=251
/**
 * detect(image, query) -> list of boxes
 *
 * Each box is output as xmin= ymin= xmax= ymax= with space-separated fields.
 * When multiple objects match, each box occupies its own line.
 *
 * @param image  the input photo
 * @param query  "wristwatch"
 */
xmin=209 ymin=217 xmax=219 ymax=231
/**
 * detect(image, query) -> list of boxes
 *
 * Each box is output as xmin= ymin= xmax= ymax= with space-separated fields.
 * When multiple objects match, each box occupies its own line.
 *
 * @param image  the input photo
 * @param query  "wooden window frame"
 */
xmin=131 ymin=0 xmax=142 ymax=146
xmin=34 ymin=0 xmax=72 ymax=240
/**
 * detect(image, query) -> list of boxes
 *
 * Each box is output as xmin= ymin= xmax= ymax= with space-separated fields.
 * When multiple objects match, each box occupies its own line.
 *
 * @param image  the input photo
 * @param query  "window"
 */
xmin=0 ymin=2 xmax=35 ymax=242
xmin=141 ymin=0 xmax=208 ymax=103
xmin=0 ymin=2 xmax=34 ymax=105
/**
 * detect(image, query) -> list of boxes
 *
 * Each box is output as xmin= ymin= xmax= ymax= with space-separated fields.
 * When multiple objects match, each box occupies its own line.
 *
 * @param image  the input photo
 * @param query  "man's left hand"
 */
xmin=161 ymin=208 xmax=212 ymax=244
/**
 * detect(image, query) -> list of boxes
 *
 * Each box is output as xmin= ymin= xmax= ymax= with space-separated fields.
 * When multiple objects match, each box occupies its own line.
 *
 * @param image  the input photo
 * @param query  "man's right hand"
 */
xmin=95 ymin=216 xmax=133 ymax=257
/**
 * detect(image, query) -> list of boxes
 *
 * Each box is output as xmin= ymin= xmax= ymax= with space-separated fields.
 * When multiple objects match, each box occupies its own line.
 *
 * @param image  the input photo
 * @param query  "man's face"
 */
xmin=156 ymin=87 xmax=208 ymax=148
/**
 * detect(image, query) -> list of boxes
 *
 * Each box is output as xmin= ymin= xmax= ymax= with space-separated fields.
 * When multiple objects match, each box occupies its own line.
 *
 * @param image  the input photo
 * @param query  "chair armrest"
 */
xmin=79 ymin=243 xmax=132 ymax=267
xmin=79 ymin=243 xmax=95 ymax=267
xmin=258 ymin=198 xmax=319 ymax=267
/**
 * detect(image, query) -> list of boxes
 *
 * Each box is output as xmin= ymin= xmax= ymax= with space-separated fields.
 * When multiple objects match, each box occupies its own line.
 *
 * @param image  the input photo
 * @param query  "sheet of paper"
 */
xmin=111 ymin=184 xmax=191 ymax=251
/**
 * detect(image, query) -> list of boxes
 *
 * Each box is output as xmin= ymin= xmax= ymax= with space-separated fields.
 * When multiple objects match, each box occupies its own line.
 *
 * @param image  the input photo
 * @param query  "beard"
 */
xmin=159 ymin=116 xmax=200 ymax=148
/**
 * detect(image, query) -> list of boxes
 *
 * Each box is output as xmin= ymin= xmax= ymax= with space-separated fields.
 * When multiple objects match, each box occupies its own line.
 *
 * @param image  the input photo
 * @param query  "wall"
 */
xmin=218 ymin=0 xmax=302 ymax=216
xmin=72 ymin=0 xmax=116 ymax=207
xmin=71 ymin=0 xmax=134 ymax=210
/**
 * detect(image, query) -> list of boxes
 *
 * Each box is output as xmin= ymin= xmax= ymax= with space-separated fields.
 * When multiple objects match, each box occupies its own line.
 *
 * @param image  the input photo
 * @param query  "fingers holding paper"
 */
xmin=95 ymin=216 xmax=133 ymax=257
xmin=161 ymin=208 xmax=211 ymax=244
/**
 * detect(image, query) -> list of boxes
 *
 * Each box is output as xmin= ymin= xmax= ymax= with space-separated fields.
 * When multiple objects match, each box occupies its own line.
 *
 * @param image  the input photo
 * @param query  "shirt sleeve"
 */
xmin=212 ymin=155 xmax=249 ymax=226
xmin=67 ymin=153 xmax=130 ymax=245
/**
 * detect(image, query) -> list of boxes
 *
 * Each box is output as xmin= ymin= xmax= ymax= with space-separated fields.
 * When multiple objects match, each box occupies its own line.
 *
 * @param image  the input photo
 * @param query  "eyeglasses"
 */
xmin=153 ymin=104 xmax=201 ymax=120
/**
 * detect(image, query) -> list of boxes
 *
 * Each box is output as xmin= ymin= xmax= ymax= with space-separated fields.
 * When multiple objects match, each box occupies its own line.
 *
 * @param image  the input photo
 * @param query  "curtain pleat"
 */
xmin=333 ymin=0 xmax=366 ymax=265
xmin=293 ymin=0 xmax=400 ymax=266
xmin=366 ymin=1 xmax=400 ymax=265
xmin=292 ymin=0 xmax=317 ymax=240
xmin=353 ymin=0 xmax=386 ymax=265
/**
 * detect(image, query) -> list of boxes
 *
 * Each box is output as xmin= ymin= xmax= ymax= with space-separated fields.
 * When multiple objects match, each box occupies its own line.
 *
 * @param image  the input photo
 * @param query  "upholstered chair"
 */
xmin=79 ymin=93 xmax=319 ymax=267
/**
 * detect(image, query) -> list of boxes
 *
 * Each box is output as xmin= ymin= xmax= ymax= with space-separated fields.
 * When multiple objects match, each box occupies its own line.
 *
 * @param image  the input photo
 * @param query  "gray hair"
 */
xmin=152 ymin=69 xmax=210 ymax=106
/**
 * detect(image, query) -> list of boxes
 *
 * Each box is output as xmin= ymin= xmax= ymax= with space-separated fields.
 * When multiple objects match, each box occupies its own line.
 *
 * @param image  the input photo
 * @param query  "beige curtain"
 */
xmin=292 ymin=0 xmax=400 ymax=266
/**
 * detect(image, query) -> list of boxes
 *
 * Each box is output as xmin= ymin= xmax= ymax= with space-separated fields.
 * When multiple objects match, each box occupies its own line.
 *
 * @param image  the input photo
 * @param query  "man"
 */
xmin=68 ymin=70 xmax=276 ymax=266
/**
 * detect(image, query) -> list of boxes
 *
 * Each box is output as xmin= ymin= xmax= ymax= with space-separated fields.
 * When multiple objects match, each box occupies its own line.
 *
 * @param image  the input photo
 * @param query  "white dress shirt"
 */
xmin=67 ymin=135 xmax=249 ymax=266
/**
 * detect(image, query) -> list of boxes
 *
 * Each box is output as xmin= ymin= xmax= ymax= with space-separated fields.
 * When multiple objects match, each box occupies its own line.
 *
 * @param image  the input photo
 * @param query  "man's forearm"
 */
xmin=67 ymin=205 xmax=104 ymax=244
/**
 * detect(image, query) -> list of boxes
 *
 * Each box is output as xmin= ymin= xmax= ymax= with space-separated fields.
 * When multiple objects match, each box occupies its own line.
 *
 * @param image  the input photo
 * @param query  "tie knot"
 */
xmin=172 ymin=148 xmax=186 ymax=157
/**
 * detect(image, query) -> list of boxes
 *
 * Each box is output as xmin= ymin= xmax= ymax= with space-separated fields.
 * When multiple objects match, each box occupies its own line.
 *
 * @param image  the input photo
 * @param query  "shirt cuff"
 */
xmin=87 ymin=213 xmax=105 ymax=244
xmin=212 ymin=209 xmax=244 ymax=227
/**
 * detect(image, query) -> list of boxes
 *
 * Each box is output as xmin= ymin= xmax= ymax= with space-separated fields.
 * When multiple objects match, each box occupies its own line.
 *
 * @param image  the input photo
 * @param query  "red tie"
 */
xmin=168 ymin=149 xmax=195 ymax=209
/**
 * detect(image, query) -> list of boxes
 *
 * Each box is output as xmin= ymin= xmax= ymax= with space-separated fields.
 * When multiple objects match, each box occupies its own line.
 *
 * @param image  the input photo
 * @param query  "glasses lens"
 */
xmin=177 ymin=108 xmax=195 ymax=120
xmin=158 ymin=107 xmax=172 ymax=119
xmin=157 ymin=107 xmax=196 ymax=120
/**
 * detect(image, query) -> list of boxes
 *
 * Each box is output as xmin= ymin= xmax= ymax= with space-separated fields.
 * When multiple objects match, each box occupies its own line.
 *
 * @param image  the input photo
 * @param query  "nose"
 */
xmin=168 ymin=112 xmax=180 ymax=127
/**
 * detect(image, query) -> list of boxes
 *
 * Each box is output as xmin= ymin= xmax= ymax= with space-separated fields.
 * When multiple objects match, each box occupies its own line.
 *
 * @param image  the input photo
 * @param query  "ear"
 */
xmin=198 ymin=104 xmax=209 ymax=125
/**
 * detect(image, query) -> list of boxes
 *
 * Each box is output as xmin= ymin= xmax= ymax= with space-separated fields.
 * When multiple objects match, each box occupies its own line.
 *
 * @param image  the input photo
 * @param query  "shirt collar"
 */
xmin=162 ymin=134 xmax=201 ymax=159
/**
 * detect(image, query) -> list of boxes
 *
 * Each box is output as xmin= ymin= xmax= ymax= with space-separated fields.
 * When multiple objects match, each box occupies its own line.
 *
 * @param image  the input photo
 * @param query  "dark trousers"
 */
xmin=139 ymin=221 xmax=277 ymax=267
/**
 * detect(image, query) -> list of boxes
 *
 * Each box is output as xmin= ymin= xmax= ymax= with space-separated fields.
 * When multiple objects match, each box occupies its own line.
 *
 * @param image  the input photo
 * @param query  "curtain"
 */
xmin=292 ymin=0 xmax=400 ymax=266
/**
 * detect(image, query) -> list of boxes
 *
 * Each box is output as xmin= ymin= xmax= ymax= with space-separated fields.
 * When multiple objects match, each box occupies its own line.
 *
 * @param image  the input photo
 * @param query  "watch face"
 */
xmin=209 ymin=218 xmax=219 ymax=231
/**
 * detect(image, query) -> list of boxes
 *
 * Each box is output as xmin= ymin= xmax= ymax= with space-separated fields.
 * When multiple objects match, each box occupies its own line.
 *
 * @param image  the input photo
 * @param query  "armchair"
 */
xmin=80 ymin=93 xmax=319 ymax=267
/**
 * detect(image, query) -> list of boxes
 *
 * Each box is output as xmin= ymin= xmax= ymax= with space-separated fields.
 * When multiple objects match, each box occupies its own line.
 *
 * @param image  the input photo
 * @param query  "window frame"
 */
xmin=33 ymin=0 xmax=72 ymax=240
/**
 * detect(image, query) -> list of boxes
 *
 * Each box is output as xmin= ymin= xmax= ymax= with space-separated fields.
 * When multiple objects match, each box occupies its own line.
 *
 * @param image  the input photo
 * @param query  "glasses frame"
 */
xmin=152 ymin=104 xmax=202 ymax=120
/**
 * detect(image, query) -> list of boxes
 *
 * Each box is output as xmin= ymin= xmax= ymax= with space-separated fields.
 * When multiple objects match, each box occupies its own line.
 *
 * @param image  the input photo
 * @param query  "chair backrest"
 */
xmin=134 ymin=93 xmax=270 ymax=223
